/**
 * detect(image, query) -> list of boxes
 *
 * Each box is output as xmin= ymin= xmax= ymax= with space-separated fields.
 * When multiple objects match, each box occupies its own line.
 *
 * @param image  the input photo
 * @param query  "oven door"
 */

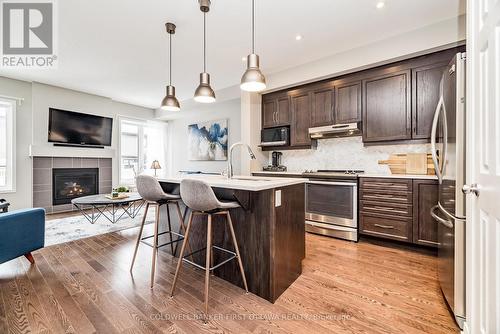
xmin=305 ymin=180 xmax=357 ymax=228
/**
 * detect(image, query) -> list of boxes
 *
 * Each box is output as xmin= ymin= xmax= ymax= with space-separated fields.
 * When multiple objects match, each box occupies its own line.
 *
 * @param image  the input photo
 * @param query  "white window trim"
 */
xmin=0 ymin=98 xmax=16 ymax=193
xmin=117 ymin=115 xmax=167 ymax=186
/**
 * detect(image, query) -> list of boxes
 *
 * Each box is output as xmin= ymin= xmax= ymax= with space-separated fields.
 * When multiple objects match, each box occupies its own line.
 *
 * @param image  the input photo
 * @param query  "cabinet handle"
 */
xmin=275 ymin=111 xmax=279 ymax=124
xmin=374 ymin=224 xmax=395 ymax=229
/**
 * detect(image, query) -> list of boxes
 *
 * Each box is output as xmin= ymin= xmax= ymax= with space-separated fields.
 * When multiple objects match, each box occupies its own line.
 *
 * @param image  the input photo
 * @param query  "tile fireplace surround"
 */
xmin=32 ymin=157 xmax=112 ymax=214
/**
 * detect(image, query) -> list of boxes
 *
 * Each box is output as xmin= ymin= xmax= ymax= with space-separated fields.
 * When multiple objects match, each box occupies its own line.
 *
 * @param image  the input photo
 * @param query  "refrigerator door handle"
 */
xmin=431 ymin=95 xmax=444 ymax=182
xmin=430 ymin=205 xmax=454 ymax=228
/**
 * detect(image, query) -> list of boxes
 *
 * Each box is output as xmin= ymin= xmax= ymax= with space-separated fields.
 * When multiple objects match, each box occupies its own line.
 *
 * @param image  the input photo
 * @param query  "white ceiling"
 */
xmin=0 ymin=0 xmax=465 ymax=109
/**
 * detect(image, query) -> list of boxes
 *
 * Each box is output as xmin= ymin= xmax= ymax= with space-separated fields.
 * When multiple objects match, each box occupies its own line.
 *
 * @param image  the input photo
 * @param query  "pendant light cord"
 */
xmin=252 ymin=0 xmax=255 ymax=54
xmin=203 ymin=12 xmax=207 ymax=72
xmin=169 ymin=32 xmax=172 ymax=85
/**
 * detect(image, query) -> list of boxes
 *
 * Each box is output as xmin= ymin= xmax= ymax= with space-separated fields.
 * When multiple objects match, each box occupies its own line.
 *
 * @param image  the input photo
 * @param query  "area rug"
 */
xmin=45 ymin=209 xmax=156 ymax=246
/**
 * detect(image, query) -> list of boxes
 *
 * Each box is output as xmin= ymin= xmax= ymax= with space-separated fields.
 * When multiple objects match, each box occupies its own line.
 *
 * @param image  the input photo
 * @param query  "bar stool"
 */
xmin=131 ymin=174 xmax=191 ymax=288
xmin=170 ymin=179 xmax=249 ymax=315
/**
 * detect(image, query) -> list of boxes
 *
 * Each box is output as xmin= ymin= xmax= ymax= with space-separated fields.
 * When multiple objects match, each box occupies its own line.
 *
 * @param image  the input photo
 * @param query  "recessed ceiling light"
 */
xmin=295 ymin=35 xmax=302 ymax=41
xmin=242 ymin=57 xmax=246 ymax=62
xmin=376 ymin=1 xmax=385 ymax=9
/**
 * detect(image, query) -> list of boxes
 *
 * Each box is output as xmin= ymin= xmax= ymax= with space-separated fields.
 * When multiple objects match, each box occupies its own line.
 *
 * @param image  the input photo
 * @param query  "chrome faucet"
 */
xmin=227 ymin=142 xmax=256 ymax=179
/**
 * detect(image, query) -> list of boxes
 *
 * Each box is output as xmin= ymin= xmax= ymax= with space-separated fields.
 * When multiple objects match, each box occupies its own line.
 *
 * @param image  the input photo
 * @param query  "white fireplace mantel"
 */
xmin=29 ymin=144 xmax=116 ymax=159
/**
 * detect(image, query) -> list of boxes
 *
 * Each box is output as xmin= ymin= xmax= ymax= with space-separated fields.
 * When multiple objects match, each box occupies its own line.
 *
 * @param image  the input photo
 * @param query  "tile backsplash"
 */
xmin=270 ymin=136 xmax=431 ymax=174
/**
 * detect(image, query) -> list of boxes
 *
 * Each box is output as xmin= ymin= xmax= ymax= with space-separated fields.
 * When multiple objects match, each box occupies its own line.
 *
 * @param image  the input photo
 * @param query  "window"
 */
xmin=119 ymin=117 xmax=167 ymax=185
xmin=0 ymin=98 xmax=15 ymax=192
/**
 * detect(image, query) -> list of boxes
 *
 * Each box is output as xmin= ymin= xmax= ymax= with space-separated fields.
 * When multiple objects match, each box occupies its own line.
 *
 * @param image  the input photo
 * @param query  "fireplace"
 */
xmin=52 ymin=168 xmax=99 ymax=205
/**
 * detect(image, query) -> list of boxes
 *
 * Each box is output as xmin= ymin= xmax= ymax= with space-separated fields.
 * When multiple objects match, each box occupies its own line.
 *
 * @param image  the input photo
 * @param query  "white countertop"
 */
xmin=251 ymin=171 xmax=304 ymax=176
xmin=158 ymin=174 xmax=307 ymax=191
xmin=360 ymin=174 xmax=438 ymax=180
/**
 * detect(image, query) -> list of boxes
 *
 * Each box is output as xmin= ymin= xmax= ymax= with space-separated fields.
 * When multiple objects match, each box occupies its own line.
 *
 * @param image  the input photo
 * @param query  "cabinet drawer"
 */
xmin=360 ymin=200 xmax=413 ymax=218
xmin=360 ymin=190 xmax=412 ymax=204
xmin=360 ymin=178 xmax=412 ymax=193
xmin=360 ymin=214 xmax=412 ymax=242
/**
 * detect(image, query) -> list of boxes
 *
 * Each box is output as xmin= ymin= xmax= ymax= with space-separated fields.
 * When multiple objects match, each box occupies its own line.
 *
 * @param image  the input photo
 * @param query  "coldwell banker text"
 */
xmin=1 ymin=0 xmax=57 ymax=68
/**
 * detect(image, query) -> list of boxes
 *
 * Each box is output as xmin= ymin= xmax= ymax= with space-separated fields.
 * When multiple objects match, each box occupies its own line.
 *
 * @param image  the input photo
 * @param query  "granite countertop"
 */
xmin=360 ymin=174 xmax=438 ymax=180
xmin=158 ymin=174 xmax=307 ymax=191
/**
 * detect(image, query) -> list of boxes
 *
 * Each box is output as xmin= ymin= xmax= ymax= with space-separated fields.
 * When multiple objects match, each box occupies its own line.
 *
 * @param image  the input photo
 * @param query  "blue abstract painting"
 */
xmin=188 ymin=119 xmax=228 ymax=161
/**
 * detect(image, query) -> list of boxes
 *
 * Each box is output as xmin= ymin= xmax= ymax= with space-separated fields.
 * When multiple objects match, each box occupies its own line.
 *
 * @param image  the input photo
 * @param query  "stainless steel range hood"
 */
xmin=309 ymin=122 xmax=361 ymax=139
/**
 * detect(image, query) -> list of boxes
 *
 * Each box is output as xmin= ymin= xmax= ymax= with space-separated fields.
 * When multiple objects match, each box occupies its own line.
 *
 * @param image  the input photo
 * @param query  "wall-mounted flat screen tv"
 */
xmin=48 ymin=108 xmax=113 ymax=147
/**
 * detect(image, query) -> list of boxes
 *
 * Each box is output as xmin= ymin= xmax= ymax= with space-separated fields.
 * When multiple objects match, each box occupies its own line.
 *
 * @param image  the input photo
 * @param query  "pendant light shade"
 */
xmin=194 ymin=0 xmax=216 ymax=103
xmin=194 ymin=72 xmax=216 ymax=103
xmin=161 ymin=22 xmax=180 ymax=111
xmin=161 ymin=85 xmax=180 ymax=111
xmin=241 ymin=0 xmax=266 ymax=92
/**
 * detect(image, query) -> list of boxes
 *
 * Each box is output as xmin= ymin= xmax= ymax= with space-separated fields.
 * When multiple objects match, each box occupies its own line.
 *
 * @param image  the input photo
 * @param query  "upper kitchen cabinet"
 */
xmin=411 ymin=62 xmax=448 ymax=139
xmin=334 ymin=79 xmax=362 ymax=124
xmin=262 ymin=92 xmax=291 ymax=128
xmin=290 ymin=89 xmax=312 ymax=146
xmin=362 ymin=69 xmax=411 ymax=143
xmin=310 ymin=82 xmax=335 ymax=127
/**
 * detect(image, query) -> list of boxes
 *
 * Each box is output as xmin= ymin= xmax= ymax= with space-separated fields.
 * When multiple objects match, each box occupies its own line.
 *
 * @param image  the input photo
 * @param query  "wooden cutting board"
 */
xmin=406 ymin=153 xmax=428 ymax=174
xmin=378 ymin=153 xmax=436 ymax=175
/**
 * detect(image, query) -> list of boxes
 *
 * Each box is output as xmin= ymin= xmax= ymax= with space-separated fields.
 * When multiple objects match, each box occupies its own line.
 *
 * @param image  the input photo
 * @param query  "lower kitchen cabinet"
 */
xmin=359 ymin=177 xmax=439 ymax=247
xmin=412 ymin=179 xmax=439 ymax=246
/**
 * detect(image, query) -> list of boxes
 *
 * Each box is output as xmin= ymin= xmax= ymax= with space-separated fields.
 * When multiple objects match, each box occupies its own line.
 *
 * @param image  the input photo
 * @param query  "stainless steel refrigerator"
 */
xmin=430 ymin=52 xmax=466 ymax=329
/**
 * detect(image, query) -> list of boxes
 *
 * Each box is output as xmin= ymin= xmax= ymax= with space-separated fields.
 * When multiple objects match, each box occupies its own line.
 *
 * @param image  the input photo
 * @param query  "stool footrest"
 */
xmin=182 ymin=245 xmax=237 ymax=271
xmin=140 ymin=231 xmax=184 ymax=249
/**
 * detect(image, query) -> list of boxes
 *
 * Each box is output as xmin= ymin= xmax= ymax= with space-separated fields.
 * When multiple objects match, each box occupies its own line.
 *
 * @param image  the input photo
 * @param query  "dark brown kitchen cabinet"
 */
xmin=411 ymin=63 xmax=448 ymax=139
xmin=362 ymin=69 xmax=411 ymax=143
xmin=290 ymin=90 xmax=312 ymax=146
xmin=262 ymin=93 xmax=290 ymax=128
xmin=310 ymin=82 xmax=335 ymax=127
xmin=359 ymin=177 xmax=439 ymax=247
xmin=412 ymin=179 xmax=439 ymax=246
xmin=334 ymin=79 xmax=362 ymax=124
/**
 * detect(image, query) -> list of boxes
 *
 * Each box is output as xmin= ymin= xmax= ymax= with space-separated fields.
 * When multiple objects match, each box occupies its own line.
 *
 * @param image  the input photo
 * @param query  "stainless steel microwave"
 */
xmin=260 ymin=126 xmax=289 ymax=147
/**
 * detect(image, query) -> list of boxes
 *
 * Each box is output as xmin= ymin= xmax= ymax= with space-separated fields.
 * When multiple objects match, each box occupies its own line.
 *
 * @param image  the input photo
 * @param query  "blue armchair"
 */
xmin=0 ymin=208 xmax=45 ymax=264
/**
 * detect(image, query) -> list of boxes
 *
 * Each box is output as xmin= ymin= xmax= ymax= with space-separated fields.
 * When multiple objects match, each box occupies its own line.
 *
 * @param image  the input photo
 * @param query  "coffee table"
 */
xmin=71 ymin=193 xmax=145 ymax=224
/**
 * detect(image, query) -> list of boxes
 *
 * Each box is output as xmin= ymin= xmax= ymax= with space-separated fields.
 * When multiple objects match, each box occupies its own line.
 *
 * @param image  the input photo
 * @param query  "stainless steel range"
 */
xmin=303 ymin=170 xmax=363 ymax=241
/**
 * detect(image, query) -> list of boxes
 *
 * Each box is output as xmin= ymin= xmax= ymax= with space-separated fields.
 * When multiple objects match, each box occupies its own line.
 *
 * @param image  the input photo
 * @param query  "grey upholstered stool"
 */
xmin=170 ymin=179 xmax=249 ymax=315
xmin=131 ymin=174 xmax=191 ymax=288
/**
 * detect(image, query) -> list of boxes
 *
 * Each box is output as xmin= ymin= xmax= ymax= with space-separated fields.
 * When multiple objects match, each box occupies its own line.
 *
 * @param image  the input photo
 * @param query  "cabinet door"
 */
xmin=334 ymin=80 xmax=361 ymax=124
xmin=411 ymin=63 xmax=447 ymax=139
xmin=310 ymin=83 xmax=334 ymax=127
xmin=290 ymin=91 xmax=312 ymax=146
xmin=412 ymin=179 xmax=439 ymax=246
xmin=275 ymin=95 xmax=291 ymax=126
xmin=362 ymin=69 xmax=411 ymax=142
xmin=262 ymin=98 xmax=277 ymax=128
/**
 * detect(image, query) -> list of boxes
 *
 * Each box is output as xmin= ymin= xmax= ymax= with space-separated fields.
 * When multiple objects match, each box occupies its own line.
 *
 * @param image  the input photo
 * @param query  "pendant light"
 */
xmin=194 ymin=0 xmax=216 ymax=103
xmin=240 ymin=0 xmax=266 ymax=92
xmin=160 ymin=22 xmax=180 ymax=111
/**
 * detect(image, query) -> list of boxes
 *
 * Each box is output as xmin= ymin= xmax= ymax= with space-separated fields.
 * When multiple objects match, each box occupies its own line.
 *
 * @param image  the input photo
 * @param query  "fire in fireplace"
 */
xmin=52 ymin=168 xmax=99 ymax=205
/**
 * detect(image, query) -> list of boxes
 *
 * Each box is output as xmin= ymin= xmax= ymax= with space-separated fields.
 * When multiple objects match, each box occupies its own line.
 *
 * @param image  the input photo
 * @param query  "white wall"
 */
xmin=167 ymin=98 xmax=241 ymax=175
xmin=0 ymin=77 xmax=33 ymax=210
xmin=0 ymin=77 xmax=157 ymax=210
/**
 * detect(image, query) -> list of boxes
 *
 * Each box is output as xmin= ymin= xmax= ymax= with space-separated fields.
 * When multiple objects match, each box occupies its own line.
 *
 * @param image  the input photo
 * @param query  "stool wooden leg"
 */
xmin=226 ymin=211 xmax=249 ymax=293
xmin=174 ymin=202 xmax=194 ymax=261
xmin=24 ymin=253 xmax=35 ymax=264
xmin=170 ymin=211 xmax=194 ymax=297
xmin=166 ymin=203 xmax=175 ymax=255
xmin=130 ymin=202 xmax=149 ymax=272
xmin=204 ymin=213 xmax=213 ymax=316
xmin=150 ymin=204 xmax=160 ymax=288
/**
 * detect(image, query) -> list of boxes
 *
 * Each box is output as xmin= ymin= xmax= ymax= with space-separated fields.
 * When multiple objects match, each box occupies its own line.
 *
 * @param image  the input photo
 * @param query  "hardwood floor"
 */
xmin=0 ymin=225 xmax=459 ymax=333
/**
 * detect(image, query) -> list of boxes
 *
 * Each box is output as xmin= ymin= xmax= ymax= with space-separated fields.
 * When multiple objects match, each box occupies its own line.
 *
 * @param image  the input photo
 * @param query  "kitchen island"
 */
xmin=157 ymin=175 xmax=306 ymax=303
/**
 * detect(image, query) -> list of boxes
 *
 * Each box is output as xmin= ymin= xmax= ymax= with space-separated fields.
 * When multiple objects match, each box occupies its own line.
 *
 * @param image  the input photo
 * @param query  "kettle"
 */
xmin=271 ymin=151 xmax=282 ymax=167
